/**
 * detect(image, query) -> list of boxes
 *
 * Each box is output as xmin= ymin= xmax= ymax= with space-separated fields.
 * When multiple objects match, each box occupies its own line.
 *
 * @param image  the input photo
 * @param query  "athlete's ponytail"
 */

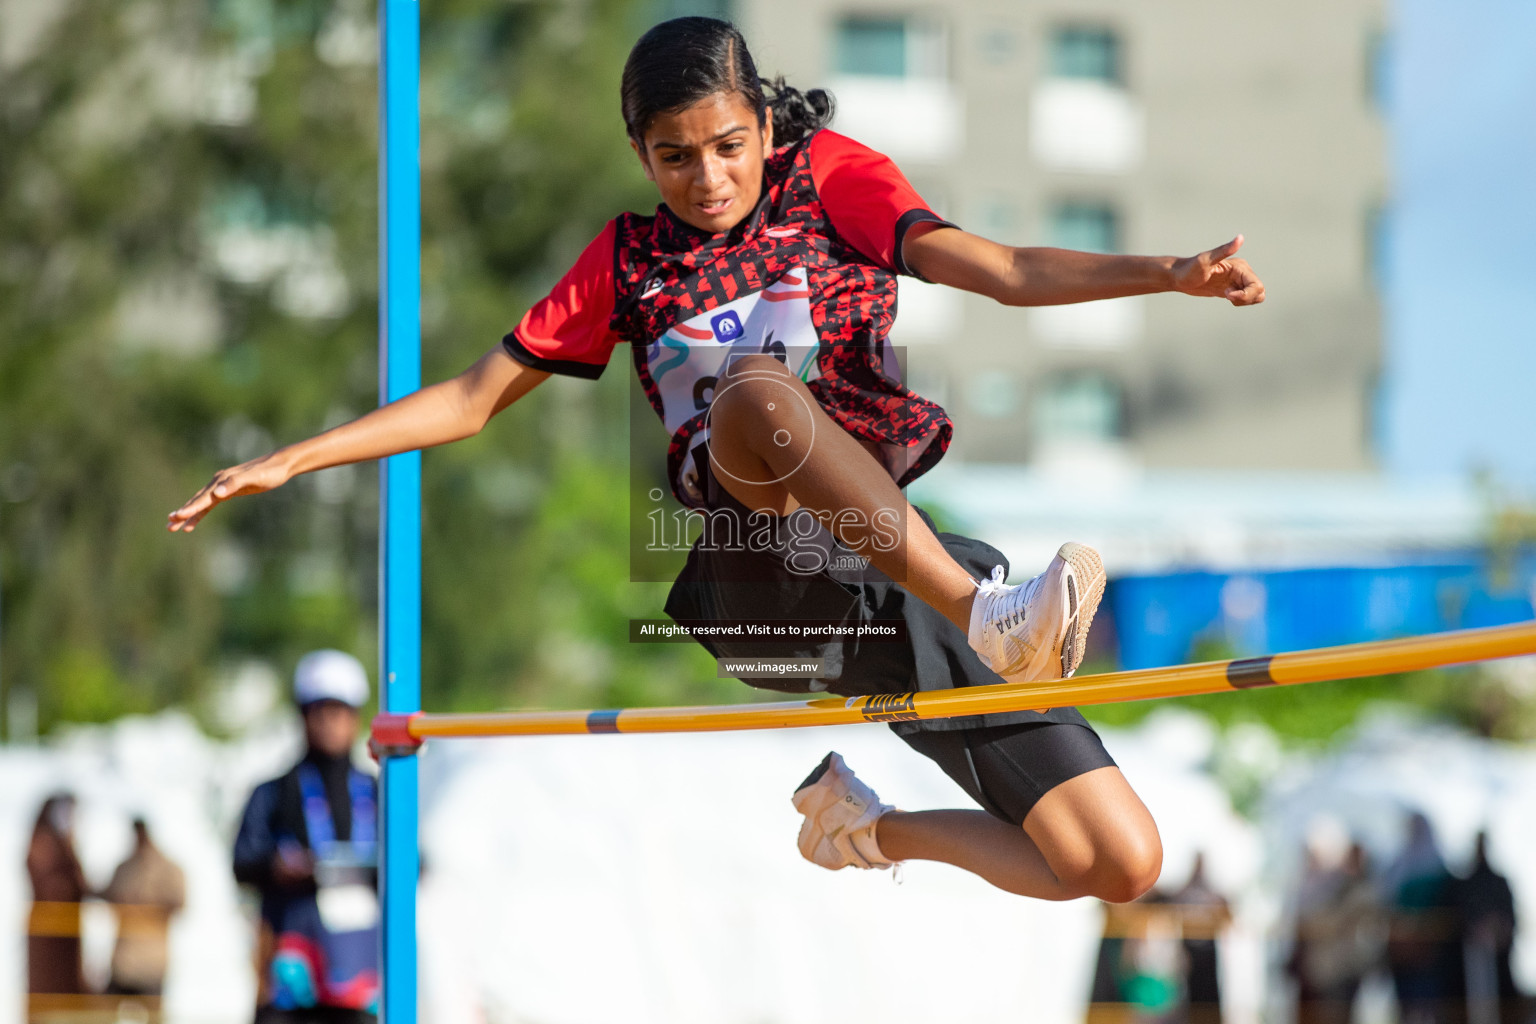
xmin=621 ymin=17 xmax=833 ymax=146
xmin=760 ymin=76 xmax=835 ymax=145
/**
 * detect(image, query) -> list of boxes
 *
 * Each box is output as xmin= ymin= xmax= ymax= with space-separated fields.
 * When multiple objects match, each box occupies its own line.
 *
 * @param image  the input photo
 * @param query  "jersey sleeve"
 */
xmin=807 ymin=130 xmax=958 ymax=280
xmin=502 ymin=221 xmax=621 ymax=379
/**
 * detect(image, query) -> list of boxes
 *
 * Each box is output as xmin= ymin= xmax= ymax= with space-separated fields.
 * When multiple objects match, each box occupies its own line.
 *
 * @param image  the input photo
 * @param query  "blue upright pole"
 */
xmin=378 ymin=1 xmax=421 ymax=1023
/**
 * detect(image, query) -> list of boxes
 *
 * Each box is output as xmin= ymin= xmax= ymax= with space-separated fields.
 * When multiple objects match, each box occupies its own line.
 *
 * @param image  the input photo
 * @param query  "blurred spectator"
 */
xmin=103 ymin=818 xmax=187 ymax=1005
xmin=1288 ymin=841 xmax=1386 ymax=1024
xmin=1086 ymin=893 xmax=1185 ymax=1024
xmin=1169 ymin=853 xmax=1231 ymax=1024
xmin=234 ymin=651 xmax=379 ymax=1024
xmin=26 ymin=793 xmax=90 ymax=1006
xmin=1454 ymin=832 xmax=1525 ymax=1024
xmin=1088 ymin=899 xmax=1138 ymax=1024
xmin=1383 ymin=812 xmax=1464 ymax=1024
xmin=1125 ymin=891 xmax=1186 ymax=1024
xmin=1088 ymin=900 xmax=1135 ymax=1023
xmin=1288 ymin=839 xmax=1338 ymax=1024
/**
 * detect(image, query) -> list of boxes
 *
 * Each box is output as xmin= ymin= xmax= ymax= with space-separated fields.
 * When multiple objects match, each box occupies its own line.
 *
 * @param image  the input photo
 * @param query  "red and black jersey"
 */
xmin=503 ymin=129 xmax=956 ymax=508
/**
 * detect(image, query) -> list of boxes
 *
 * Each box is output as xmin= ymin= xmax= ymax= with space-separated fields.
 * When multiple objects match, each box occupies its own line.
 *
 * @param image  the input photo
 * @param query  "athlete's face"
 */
xmin=632 ymin=91 xmax=773 ymax=235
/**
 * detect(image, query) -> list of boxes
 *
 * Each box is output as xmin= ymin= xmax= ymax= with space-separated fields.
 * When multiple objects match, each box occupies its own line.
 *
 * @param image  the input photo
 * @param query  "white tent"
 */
xmin=0 ymin=705 xmax=1527 ymax=1024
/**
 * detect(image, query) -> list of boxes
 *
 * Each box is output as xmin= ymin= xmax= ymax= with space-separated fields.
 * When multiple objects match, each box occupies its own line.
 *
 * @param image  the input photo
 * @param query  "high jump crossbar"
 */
xmin=370 ymin=620 xmax=1536 ymax=749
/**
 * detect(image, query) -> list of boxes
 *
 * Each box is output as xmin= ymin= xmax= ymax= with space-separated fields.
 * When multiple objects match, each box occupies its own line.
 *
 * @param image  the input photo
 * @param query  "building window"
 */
xmin=979 ymin=27 xmax=1017 ymax=66
xmin=967 ymin=371 xmax=1022 ymax=418
xmin=1048 ymin=26 xmax=1121 ymax=85
xmin=972 ymin=196 xmax=1017 ymax=240
xmin=835 ymin=16 xmax=946 ymax=79
xmin=1365 ymin=28 xmax=1391 ymax=109
xmin=836 ymin=17 xmax=906 ymax=76
xmin=1034 ymin=372 xmax=1124 ymax=443
xmin=1048 ymin=201 xmax=1120 ymax=253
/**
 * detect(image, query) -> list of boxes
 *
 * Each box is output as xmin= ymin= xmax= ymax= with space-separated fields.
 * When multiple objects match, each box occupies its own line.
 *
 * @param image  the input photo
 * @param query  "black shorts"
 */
xmin=897 ymin=718 xmax=1115 ymax=825
xmin=663 ymin=466 xmax=1116 ymax=820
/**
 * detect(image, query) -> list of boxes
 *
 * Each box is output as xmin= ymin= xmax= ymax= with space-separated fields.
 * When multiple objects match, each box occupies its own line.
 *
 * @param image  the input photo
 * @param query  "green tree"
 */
xmin=1 ymin=0 xmax=737 ymax=734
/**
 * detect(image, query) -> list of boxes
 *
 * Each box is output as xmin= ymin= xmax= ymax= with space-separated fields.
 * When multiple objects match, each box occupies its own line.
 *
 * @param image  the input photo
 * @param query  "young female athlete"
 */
xmin=170 ymin=18 xmax=1264 ymax=902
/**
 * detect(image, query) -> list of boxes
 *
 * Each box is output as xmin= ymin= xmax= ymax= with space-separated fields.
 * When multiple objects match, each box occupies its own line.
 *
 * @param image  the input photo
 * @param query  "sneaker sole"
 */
xmin=1055 ymin=542 xmax=1105 ymax=678
xmin=795 ymin=752 xmax=834 ymax=793
xmin=791 ymin=753 xmax=893 ymax=870
xmin=791 ymin=752 xmax=851 ymax=860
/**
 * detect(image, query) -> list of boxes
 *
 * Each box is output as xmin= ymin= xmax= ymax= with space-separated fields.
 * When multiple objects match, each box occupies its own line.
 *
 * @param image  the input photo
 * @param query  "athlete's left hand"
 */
xmin=1171 ymin=235 xmax=1265 ymax=305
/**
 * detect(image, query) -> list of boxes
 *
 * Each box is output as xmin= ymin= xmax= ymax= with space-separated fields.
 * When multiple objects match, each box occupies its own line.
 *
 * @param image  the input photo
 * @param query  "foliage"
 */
xmin=1484 ymin=499 xmax=1536 ymax=591
xmin=0 ymin=0 xmax=753 ymax=734
xmin=1080 ymin=666 xmax=1458 ymax=744
xmin=1 ymin=0 xmax=230 ymax=727
xmin=1081 ymin=654 xmax=1536 ymax=746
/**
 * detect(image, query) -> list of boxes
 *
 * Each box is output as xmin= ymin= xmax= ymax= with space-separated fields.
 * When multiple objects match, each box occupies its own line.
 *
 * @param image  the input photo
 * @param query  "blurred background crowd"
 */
xmin=2 ymin=0 xmax=1533 ymax=1021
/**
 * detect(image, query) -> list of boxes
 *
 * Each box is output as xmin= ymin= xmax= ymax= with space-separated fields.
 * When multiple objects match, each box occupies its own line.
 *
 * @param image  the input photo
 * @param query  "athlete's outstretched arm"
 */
xmin=168 ymin=346 xmax=549 ymax=532
xmin=902 ymin=224 xmax=1265 ymax=307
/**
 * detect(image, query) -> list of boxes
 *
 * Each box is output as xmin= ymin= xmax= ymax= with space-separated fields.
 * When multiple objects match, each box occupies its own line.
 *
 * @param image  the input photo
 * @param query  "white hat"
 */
xmin=293 ymin=649 xmax=370 ymax=708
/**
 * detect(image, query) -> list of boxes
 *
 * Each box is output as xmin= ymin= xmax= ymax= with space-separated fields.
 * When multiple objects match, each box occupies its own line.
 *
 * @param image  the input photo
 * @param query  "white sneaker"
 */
xmin=967 ymin=542 xmax=1106 ymax=683
xmin=790 ymin=752 xmax=896 ymax=870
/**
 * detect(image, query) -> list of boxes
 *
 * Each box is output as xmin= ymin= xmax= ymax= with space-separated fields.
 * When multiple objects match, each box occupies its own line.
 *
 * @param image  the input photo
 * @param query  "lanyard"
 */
xmin=296 ymin=763 xmax=377 ymax=860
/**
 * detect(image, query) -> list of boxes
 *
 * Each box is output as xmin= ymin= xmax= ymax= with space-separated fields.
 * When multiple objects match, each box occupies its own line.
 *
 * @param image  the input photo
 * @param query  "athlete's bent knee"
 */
xmin=1085 ymin=832 xmax=1163 ymax=904
xmin=1048 ymin=825 xmax=1162 ymax=903
xmin=712 ymin=357 xmax=805 ymax=434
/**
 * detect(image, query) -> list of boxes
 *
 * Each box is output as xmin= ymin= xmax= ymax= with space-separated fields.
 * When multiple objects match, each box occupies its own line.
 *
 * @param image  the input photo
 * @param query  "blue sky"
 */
xmin=1381 ymin=0 xmax=1536 ymax=489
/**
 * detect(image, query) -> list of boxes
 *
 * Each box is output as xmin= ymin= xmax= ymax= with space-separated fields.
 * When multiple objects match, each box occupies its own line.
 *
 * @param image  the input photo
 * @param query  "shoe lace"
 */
xmin=980 ymin=565 xmax=1044 ymax=633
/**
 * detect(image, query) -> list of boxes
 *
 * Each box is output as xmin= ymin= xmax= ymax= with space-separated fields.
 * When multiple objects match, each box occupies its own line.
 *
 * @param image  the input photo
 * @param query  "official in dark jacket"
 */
xmin=234 ymin=651 xmax=378 ymax=1024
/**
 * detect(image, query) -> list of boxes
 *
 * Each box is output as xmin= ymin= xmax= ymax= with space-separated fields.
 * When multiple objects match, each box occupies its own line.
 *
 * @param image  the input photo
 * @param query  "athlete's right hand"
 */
xmin=168 ymin=452 xmax=292 ymax=533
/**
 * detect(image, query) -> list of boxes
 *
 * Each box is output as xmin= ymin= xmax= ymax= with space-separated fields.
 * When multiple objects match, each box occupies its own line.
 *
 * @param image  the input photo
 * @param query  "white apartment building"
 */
xmin=740 ymin=1 xmax=1389 ymax=473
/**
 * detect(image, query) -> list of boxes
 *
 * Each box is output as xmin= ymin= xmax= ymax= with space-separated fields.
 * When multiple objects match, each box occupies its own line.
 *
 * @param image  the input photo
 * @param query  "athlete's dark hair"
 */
xmin=621 ymin=17 xmax=834 ymax=146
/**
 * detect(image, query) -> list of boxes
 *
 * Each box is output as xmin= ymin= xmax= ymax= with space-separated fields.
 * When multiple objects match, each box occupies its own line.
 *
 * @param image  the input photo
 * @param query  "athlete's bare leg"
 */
xmin=711 ymin=357 xmax=1156 ymax=898
xmin=872 ymin=767 xmax=1162 ymax=901
xmin=706 ymin=354 xmax=977 ymax=631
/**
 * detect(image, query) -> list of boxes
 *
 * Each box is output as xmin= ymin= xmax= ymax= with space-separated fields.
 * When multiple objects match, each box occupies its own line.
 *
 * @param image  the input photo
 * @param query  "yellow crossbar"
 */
xmin=370 ymin=620 xmax=1536 ymax=746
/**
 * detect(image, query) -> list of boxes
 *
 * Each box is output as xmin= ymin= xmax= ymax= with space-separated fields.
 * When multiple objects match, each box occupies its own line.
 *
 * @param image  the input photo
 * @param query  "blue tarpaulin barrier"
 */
xmin=1105 ymin=552 xmax=1536 ymax=670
